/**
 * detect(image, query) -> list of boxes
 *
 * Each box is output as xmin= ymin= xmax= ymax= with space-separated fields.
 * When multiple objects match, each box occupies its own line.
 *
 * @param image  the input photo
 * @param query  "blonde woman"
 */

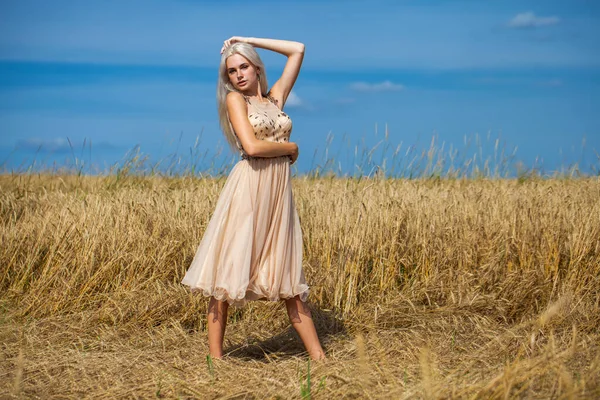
xmin=181 ymin=36 xmax=326 ymax=361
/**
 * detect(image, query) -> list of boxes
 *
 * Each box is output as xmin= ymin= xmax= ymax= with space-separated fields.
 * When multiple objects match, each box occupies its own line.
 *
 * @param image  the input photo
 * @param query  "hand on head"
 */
xmin=220 ymin=36 xmax=246 ymax=54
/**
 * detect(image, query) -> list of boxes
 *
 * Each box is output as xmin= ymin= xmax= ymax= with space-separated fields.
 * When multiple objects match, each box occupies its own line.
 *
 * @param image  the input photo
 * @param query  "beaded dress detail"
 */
xmin=181 ymin=93 xmax=308 ymax=306
xmin=235 ymin=94 xmax=293 ymax=160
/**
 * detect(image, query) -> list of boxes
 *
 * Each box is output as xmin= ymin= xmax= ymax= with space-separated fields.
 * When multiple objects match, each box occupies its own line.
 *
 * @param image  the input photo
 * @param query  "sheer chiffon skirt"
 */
xmin=181 ymin=156 xmax=309 ymax=307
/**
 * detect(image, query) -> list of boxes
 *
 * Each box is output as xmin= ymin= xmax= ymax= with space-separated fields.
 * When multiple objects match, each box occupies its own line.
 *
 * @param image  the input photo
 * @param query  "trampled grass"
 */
xmin=1 ymin=173 xmax=599 ymax=398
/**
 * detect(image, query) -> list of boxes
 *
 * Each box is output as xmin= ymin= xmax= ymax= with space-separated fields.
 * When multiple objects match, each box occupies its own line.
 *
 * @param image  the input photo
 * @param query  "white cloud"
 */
xmin=508 ymin=12 xmax=560 ymax=28
xmin=17 ymin=137 xmax=71 ymax=152
xmin=285 ymin=91 xmax=303 ymax=107
xmin=350 ymin=81 xmax=404 ymax=92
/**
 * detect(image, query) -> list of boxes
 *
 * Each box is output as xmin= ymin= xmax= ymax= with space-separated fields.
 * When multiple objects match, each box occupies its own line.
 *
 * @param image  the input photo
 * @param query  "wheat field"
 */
xmin=1 ymin=173 xmax=599 ymax=399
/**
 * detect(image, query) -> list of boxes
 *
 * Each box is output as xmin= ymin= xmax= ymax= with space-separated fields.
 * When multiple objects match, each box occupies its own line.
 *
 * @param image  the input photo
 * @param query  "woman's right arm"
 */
xmin=226 ymin=91 xmax=298 ymax=158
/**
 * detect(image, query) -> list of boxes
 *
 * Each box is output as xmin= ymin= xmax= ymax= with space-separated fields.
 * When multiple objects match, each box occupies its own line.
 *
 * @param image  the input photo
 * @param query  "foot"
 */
xmin=309 ymin=349 xmax=326 ymax=361
xmin=208 ymin=352 xmax=223 ymax=360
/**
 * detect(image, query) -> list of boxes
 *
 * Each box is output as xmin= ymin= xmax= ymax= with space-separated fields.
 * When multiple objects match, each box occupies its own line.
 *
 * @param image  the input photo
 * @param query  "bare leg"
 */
xmin=207 ymin=296 xmax=229 ymax=358
xmin=285 ymin=295 xmax=326 ymax=360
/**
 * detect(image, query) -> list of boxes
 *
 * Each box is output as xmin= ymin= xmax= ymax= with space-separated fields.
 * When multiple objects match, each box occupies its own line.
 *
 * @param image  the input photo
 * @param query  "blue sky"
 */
xmin=1 ymin=0 xmax=599 ymax=176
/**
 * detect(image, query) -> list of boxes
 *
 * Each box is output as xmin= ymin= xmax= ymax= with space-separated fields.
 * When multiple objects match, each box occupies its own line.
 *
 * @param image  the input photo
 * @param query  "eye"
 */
xmin=241 ymin=64 xmax=248 ymax=70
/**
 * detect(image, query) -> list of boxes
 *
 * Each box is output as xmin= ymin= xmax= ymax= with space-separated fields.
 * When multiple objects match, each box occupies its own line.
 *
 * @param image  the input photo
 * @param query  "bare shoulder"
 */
xmin=226 ymin=91 xmax=245 ymax=104
xmin=226 ymin=91 xmax=248 ymax=110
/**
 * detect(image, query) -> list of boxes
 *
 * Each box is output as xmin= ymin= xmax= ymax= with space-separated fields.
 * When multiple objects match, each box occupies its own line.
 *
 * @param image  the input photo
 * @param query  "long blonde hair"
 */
xmin=217 ymin=43 xmax=268 ymax=152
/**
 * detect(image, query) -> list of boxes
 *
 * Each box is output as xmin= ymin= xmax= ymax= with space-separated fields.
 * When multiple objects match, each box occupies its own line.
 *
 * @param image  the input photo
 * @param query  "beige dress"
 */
xmin=181 ymin=94 xmax=309 ymax=307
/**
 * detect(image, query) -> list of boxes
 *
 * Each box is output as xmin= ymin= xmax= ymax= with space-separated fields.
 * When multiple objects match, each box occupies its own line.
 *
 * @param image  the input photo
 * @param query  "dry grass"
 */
xmin=1 ymin=173 xmax=599 ymax=399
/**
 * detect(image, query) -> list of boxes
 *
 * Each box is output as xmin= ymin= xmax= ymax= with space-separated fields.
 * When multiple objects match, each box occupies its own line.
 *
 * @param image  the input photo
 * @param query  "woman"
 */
xmin=181 ymin=36 xmax=326 ymax=361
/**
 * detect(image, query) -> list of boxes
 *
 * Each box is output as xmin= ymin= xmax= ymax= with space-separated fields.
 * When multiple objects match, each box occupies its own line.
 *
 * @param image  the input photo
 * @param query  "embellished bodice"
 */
xmin=234 ymin=94 xmax=293 ymax=159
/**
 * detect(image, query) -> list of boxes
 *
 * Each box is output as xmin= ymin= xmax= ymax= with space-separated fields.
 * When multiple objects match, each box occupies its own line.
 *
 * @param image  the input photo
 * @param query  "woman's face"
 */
xmin=226 ymin=54 xmax=259 ymax=93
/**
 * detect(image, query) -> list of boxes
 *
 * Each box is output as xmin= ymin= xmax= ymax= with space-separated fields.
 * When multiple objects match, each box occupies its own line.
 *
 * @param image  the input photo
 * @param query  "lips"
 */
xmin=238 ymin=80 xmax=247 ymax=86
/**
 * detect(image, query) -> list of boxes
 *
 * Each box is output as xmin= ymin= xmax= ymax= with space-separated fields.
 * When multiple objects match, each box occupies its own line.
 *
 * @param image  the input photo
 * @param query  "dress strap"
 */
xmin=265 ymin=91 xmax=280 ymax=109
xmin=240 ymin=92 xmax=278 ymax=107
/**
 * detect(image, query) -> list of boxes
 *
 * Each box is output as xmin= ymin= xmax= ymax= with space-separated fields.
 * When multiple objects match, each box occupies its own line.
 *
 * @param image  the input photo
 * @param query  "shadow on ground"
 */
xmin=224 ymin=308 xmax=347 ymax=361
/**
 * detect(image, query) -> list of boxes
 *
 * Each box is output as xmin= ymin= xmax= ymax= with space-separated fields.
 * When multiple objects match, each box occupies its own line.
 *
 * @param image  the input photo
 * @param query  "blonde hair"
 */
xmin=217 ymin=42 xmax=268 ymax=152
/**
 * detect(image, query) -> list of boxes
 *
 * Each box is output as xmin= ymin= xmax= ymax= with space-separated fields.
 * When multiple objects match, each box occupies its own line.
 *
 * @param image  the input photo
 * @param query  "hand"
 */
xmin=289 ymin=143 xmax=299 ymax=165
xmin=220 ymin=36 xmax=248 ymax=54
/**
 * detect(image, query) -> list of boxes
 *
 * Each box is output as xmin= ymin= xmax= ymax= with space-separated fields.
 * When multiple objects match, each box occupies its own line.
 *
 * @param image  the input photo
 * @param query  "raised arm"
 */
xmin=222 ymin=37 xmax=305 ymax=109
xmin=226 ymin=91 xmax=298 ymax=161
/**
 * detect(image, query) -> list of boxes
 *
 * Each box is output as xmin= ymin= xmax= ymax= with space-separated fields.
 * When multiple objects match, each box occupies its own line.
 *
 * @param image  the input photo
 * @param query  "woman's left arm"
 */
xmin=223 ymin=36 xmax=304 ymax=109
